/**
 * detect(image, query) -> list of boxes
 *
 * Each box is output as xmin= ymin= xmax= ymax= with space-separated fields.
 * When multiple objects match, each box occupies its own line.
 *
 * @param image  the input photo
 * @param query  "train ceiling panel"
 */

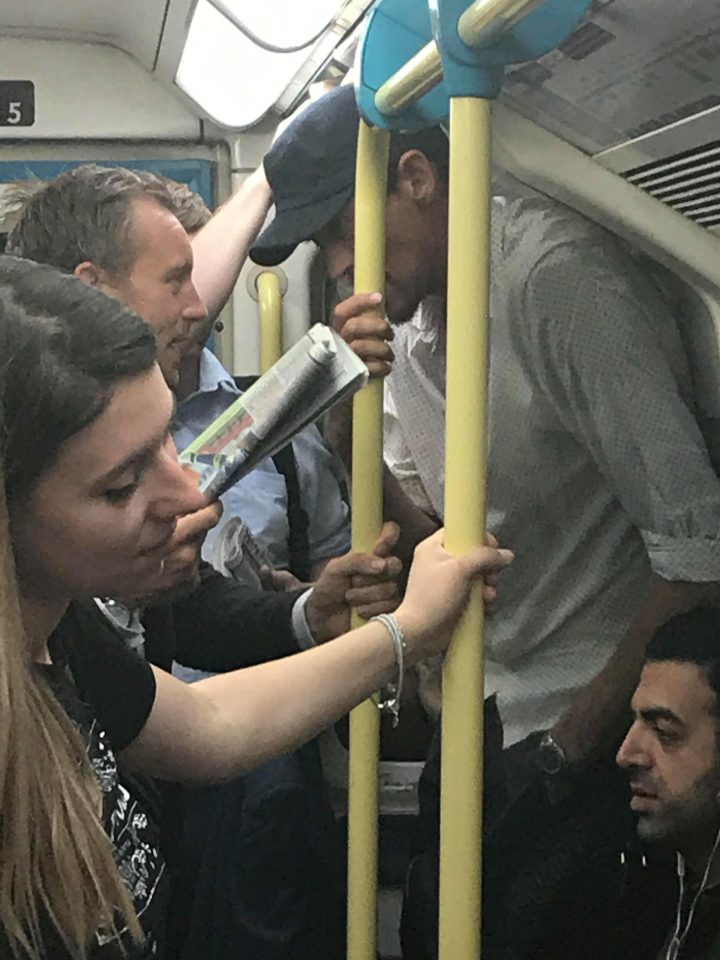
xmin=0 ymin=0 xmax=370 ymax=129
xmin=496 ymin=0 xmax=720 ymax=233
xmin=499 ymin=0 xmax=720 ymax=159
xmin=169 ymin=0 xmax=372 ymax=128
xmin=0 ymin=0 xmax=718 ymax=233
xmin=0 ymin=0 xmax=169 ymax=70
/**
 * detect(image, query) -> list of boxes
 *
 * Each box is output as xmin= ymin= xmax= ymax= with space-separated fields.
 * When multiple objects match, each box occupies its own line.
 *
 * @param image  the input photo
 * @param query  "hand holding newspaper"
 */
xmin=210 ymin=516 xmax=275 ymax=590
xmin=180 ymin=323 xmax=368 ymax=501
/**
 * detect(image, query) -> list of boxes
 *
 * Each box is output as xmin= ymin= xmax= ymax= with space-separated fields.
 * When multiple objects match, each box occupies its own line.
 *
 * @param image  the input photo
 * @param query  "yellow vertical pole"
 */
xmin=257 ymin=271 xmax=283 ymax=373
xmin=346 ymin=119 xmax=390 ymax=960
xmin=438 ymin=97 xmax=492 ymax=960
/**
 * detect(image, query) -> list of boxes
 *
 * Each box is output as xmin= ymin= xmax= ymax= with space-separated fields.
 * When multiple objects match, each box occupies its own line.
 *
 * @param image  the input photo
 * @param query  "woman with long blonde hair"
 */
xmin=0 ymin=255 xmax=512 ymax=958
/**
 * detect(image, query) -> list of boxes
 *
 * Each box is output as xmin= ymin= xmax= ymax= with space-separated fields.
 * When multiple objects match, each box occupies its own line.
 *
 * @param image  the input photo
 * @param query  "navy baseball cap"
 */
xmin=250 ymin=85 xmax=360 ymax=266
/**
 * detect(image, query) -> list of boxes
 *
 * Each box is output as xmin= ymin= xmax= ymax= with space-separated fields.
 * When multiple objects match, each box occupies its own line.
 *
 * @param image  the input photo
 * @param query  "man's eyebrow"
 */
xmin=164 ymin=258 xmax=193 ymax=281
xmin=638 ymin=705 xmax=685 ymax=729
xmin=92 ymin=398 xmax=177 ymax=487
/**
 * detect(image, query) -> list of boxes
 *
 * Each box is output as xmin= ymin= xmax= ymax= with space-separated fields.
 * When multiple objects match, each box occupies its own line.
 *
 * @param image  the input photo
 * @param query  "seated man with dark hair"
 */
xmin=616 ymin=607 xmax=720 ymax=960
xmin=473 ymin=608 xmax=720 ymax=960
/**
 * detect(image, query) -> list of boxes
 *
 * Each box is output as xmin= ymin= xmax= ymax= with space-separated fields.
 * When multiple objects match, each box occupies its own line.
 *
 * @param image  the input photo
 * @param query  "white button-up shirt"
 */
xmin=385 ymin=178 xmax=720 ymax=745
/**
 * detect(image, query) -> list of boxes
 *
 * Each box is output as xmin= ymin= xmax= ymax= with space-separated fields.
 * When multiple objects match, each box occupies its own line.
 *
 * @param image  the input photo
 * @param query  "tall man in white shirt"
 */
xmin=249 ymin=84 xmax=720 ymax=770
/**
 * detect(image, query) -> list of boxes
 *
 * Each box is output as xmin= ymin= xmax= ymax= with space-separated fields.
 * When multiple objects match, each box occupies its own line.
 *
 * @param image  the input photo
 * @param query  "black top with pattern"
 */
xmin=3 ymin=602 xmax=167 ymax=959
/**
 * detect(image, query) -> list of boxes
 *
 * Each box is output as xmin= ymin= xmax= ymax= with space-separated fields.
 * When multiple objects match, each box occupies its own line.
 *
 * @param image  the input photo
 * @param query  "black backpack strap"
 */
xmin=270 ymin=442 xmax=311 ymax=582
xmin=234 ymin=376 xmax=311 ymax=581
xmin=232 ymin=375 xmax=262 ymax=393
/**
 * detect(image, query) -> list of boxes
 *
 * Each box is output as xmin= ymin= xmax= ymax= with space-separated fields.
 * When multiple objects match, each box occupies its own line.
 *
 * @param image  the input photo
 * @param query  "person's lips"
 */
xmin=139 ymin=524 xmax=177 ymax=557
xmin=630 ymin=784 xmax=658 ymax=812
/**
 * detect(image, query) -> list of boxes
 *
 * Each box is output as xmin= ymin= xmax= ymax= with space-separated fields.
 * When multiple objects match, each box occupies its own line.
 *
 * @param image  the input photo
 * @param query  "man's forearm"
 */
xmin=383 ymin=467 xmax=440 ymax=565
xmin=170 ymin=565 xmax=302 ymax=671
xmin=552 ymin=575 xmax=715 ymax=765
xmin=191 ymin=165 xmax=272 ymax=320
xmin=326 ymin=401 xmax=438 ymax=565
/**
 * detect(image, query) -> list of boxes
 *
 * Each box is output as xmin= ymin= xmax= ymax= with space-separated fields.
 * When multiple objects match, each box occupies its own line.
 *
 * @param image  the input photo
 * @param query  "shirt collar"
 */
xmin=197 ymin=348 xmax=236 ymax=394
xmin=414 ymin=295 xmax=446 ymax=355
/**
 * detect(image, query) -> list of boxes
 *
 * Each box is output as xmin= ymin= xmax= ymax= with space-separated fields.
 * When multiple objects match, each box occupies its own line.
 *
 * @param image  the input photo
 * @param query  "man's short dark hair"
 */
xmin=647 ymin=607 xmax=720 ymax=724
xmin=250 ymin=84 xmax=449 ymax=266
xmin=6 ymin=163 xmax=174 ymax=276
xmin=387 ymin=126 xmax=450 ymax=191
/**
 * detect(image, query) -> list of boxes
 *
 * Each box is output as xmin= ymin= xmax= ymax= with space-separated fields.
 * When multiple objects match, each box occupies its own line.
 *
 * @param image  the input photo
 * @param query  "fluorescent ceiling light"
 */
xmin=215 ymin=0 xmax=344 ymax=50
xmin=176 ymin=0 xmax=308 ymax=128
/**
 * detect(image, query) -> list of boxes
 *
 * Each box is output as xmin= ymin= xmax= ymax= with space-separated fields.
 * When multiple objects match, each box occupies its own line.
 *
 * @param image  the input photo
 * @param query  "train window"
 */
xmin=176 ymin=0 xmax=309 ymax=128
xmin=213 ymin=0 xmax=342 ymax=51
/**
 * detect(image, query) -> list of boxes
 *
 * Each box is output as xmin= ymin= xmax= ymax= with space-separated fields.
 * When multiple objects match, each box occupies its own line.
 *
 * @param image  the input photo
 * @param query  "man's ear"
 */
xmin=73 ymin=261 xmax=103 ymax=288
xmin=395 ymin=150 xmax=439 ymax=205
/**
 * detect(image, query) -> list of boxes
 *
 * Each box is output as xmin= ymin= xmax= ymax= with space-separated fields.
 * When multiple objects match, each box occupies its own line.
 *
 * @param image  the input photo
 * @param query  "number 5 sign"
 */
xmin=0 ymin=82 xmax=35 ymax=127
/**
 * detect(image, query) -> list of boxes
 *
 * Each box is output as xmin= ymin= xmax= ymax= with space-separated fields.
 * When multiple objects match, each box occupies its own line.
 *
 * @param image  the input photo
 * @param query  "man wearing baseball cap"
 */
xmin=251 ymin=84 xmax=720 ymax=773
xmin=251 ymin=86 xmax=359 ymax=267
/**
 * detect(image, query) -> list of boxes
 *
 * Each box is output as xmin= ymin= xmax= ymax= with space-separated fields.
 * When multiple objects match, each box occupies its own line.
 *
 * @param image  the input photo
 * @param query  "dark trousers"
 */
xmin=400 ymin=699 xmax=674 ymax=960
xmin=169 ymin=741 xmax=346 ymax=960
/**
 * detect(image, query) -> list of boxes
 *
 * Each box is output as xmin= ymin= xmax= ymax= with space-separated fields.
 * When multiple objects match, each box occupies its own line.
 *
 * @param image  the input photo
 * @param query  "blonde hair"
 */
xmin=0 ymin=257 xmax=158 ymax=956
xmin=0 ymin=178 xmax=47 ymax=230
xmin=0 ymin=469 xmax=141 ymax=957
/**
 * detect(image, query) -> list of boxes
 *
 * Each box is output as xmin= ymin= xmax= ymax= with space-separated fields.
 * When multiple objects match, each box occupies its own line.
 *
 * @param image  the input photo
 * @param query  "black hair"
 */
xmin=387 ymin=125 xmax=450 ymax=191
xmin=0 ymin=255 xmax=157 ymax=500
xmin=647 ymin=607 xmax=720 ymax=720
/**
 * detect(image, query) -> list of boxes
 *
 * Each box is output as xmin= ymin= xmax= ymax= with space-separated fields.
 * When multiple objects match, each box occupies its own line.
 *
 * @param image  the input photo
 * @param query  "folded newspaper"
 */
xmin=180 ymin=323 xmax=368 ymax=500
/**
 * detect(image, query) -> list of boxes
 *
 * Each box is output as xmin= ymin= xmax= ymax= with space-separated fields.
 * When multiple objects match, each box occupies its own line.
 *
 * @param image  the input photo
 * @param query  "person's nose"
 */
xmin=616 ymin=720 xmax=650 ymax=770
xmin=150 ymin=438 xmax=207 ymax=520
xmin=183 ymin=280 xmax=208 ymax=322
xmin=325 ymin=242 xmax=354 ymax=284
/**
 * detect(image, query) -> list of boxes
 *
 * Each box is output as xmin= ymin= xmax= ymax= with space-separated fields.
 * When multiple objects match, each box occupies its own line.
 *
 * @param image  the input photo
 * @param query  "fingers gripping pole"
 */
xmin=347 ymin=120 xmax=390 ymax=960
xmin=439 ymin=97 xmax=492 ymax=960
xmin=256 ymin=271 xmax=283 ymax=373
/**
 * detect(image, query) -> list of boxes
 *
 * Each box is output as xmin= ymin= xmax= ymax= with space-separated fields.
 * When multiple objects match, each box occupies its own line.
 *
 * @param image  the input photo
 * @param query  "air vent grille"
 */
xmin=624 ymin=140 xmax=720 ymax=229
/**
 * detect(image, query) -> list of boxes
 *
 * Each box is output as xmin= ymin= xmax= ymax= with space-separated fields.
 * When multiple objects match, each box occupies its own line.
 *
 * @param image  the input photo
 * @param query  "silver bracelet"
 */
xmin=370 ymin=613 xmax=407 ymax=728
